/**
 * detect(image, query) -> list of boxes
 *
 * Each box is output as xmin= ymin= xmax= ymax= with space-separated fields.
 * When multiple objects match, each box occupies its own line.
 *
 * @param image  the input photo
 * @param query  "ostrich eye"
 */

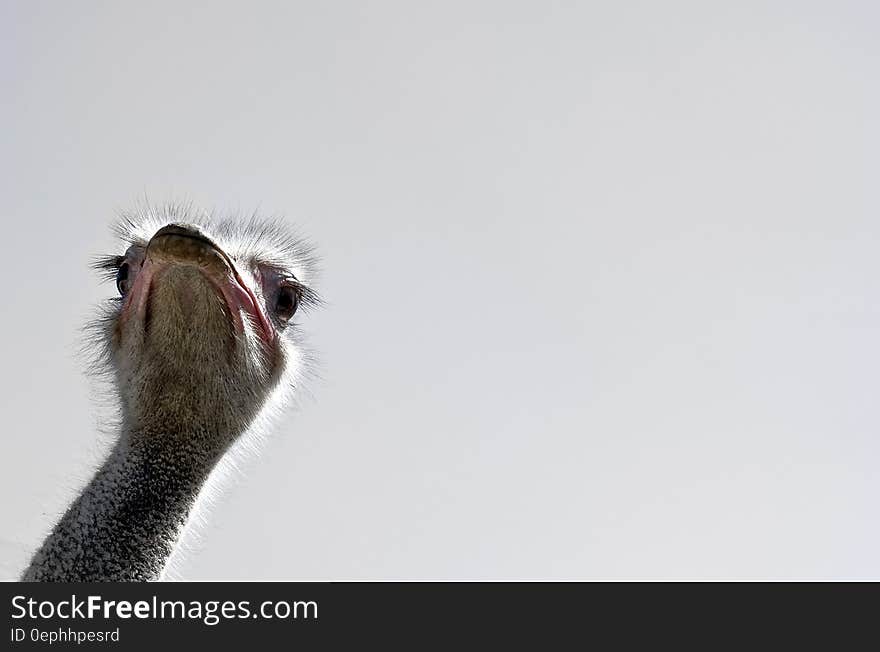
xmin=274 ymin=285 xmax=299 ymax=322
xmin=116 ymin=262 xmax=131 ymax=296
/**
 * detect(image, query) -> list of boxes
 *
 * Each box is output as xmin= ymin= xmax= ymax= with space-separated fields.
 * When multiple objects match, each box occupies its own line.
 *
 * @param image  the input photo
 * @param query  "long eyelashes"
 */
xmin=92 ymin=255 xmax=126 ymax=282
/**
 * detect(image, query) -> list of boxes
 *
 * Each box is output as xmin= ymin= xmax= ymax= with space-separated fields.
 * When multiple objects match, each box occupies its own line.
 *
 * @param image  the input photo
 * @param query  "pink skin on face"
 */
xmin=119 ymin=250 xmax=275 ymax=346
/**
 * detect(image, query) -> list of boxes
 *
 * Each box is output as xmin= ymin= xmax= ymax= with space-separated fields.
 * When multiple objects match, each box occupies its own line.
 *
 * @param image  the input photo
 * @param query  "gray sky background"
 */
xmin=1 ymin=1 xmax=878 ymax=580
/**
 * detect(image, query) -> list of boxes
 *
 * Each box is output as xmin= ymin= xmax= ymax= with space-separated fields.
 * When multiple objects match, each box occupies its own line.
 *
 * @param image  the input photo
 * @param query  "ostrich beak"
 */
xmin=120 ymin=223 xmax=274 ymax=344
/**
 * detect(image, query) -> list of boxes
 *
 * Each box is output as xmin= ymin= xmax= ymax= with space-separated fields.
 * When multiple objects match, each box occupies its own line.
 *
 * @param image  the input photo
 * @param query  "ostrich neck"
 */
xmin=21 ymin=422 xmax=230 ymax=582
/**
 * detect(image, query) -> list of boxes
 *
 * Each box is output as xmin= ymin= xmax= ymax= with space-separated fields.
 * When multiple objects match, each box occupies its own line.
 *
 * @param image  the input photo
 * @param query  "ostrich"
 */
xmin=20 ymin=205 xmax=319 ymax=581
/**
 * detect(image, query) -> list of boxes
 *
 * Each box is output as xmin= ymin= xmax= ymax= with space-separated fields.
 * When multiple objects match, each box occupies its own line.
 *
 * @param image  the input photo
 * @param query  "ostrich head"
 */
xmin=18 ymin=204 xmax=321 ymax=582
xmin=94 ymin=205 xmax=319 ymax=458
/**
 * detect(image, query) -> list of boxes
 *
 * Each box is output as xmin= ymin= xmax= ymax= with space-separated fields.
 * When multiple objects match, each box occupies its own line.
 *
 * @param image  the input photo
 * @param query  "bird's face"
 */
xmin=94 ymin=209 xmax=319 ymax=450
